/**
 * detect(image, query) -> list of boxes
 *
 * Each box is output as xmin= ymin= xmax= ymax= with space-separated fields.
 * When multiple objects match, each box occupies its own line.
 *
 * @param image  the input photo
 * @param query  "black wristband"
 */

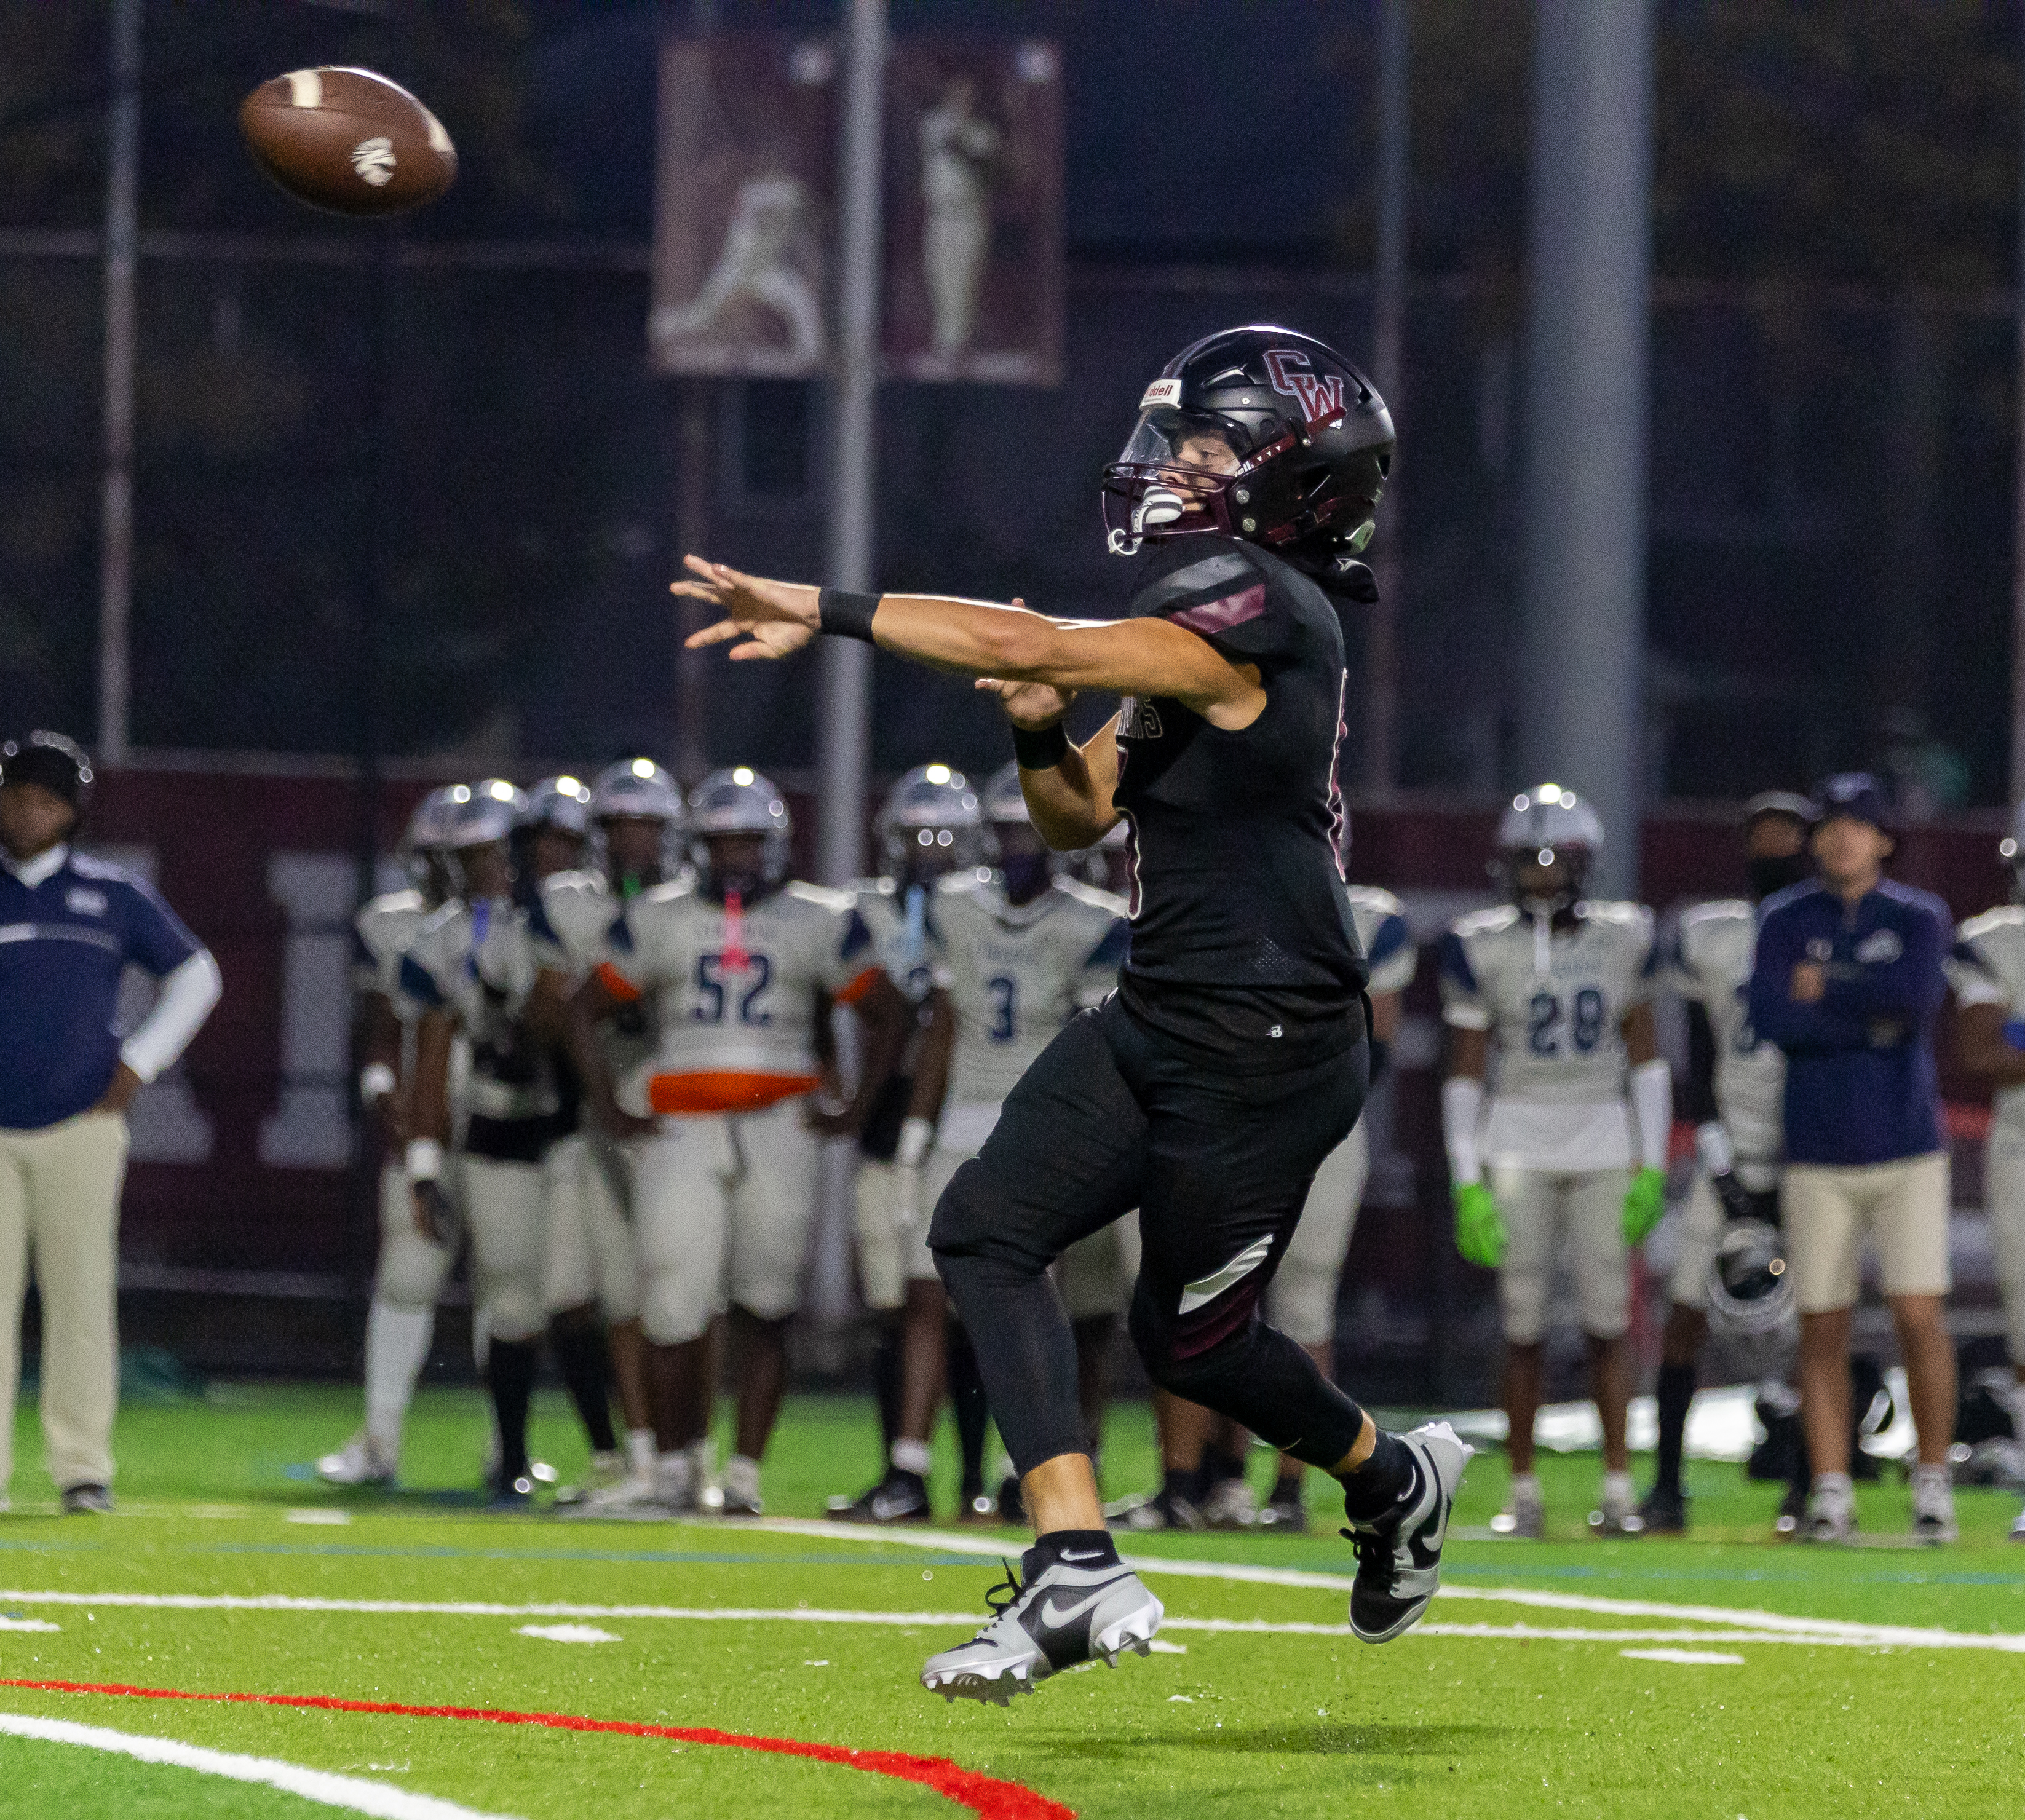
xmin=817 ymin=587 xmax=880 ymax=642
xmin=1011 ymin=721 xmax=1070 ymax=770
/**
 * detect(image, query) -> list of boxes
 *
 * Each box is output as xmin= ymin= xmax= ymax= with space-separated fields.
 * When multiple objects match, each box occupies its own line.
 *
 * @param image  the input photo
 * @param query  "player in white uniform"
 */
xmin=839 ymin=766 xmax=1129 ymax=1525
xmin=1639 ymin=793 xmax=1814 ymax=1534
xmin=533 ymin=759 xmax=684 ymax=1504
xmin=570 ymin=768 xmax=886 ymax=1515
xmin=317 ymin=784 xmax=464 ymax=1487
xmin=1947 ymin=801 xmax=2025 ymax=1541
xmin=401 ymin=781 xmax=563 ymax=1505
xmin=831 ymin=767 xmax=979 ymax=1521
xmin=1440 ymin=785 xmax=1671 ymax=1538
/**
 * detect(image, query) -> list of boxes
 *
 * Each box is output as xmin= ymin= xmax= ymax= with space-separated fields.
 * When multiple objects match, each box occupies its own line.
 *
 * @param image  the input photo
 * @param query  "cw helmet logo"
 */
xmin=1263 ymin=348 xmax=1346 ymax=432
xmin=351 ymin=136 xmax=397 ymax=186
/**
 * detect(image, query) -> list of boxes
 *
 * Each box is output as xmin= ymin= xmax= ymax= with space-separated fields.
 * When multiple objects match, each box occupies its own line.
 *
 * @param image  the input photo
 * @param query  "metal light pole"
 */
xmin=1518 ymin=0 xmax=1655 ymax=898
xmin=817 ymin=0 xmax=886 ymax=886
xmin=1365 ymin=0 xmax=1409 ymax=800
xmin=98 ymin=0 xmax=141 ymax=764
xmin=673 ymin=0 xmax=719 ymax=783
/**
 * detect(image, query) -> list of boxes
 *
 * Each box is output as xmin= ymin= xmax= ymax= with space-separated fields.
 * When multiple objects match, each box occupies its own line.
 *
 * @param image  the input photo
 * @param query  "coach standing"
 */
xmin=0 ymin=732 xmax=221 ymax=1512
xmin=1748 ymin=773 xmax=1954 ymax=1546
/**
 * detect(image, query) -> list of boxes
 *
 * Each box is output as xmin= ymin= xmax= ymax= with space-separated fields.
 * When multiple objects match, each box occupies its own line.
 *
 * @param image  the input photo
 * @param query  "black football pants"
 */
xmin=928 ymin=993 xmax=1370 ymax=1479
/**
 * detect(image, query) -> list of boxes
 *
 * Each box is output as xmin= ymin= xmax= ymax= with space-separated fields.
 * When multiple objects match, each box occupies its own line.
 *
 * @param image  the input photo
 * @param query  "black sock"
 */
xmin=1339 ymin=1431 xmax=1414 ymax=1522
xmin=1654 ymin=1361 xmax=1695 ymax=1497
xmin=873 ymin=1323 xmax=904 ymax=1462
xmin=1029 ymin=1527 xmax=1119 ymax=1571
xmin=1204 ymin=1444 xmax=1245 ymax=1486
xmin=486 ymin=1338 xmax=539 ymax=1482
xmin=946 ymin=1320 xmax=989 ymax=1498
xmin=1163 ymin=1463 xmax=1208 ymax=1506
xmin=549 ymin=1313 xmax=617 ymax=1454
xmin=1272 ymin=1466 xmax=1303 ymax=1502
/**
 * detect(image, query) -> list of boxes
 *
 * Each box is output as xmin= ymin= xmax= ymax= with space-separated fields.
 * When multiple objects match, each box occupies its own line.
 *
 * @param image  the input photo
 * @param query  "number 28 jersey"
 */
xmin=596 ymin=879 xmax=882 ymax=1118
xmin=1439 ymin=899 xmax=1655 ymax=1171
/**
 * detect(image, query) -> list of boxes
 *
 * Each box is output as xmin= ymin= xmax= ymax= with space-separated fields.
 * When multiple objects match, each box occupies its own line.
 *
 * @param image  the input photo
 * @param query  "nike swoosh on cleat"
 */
xmin=1039 ymin=1582 xmax=1127 ymax=1628
xmin=1058 ymin=1550 xmax=1106 ymax=1562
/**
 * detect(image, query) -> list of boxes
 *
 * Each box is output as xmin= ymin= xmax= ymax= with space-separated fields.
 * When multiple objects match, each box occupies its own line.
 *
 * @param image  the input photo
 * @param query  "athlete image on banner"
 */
xmin=675 ymin=322 xmax=1471 ymax=1706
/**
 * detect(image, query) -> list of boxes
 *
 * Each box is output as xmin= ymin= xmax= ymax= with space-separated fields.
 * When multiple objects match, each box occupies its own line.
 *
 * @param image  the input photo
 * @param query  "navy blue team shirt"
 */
xmin=1747 ymin=877 xmax=1950 ymax=1166
xmin=0 ymin=847 xmax=202 ymax=1131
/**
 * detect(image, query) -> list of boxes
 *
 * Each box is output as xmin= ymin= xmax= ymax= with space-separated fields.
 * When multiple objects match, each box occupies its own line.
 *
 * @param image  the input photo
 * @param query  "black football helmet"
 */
xmin=1101 ymin=325 xmax=1393 ymax=566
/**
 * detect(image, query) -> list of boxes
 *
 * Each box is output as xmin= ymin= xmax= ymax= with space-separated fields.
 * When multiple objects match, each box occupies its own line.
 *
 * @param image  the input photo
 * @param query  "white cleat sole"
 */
xmin=922 ymin=1589 xmax=1166 ymax=1704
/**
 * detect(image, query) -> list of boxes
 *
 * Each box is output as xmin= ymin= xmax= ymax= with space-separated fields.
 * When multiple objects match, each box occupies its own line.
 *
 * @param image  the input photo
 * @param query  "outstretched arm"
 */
xmin=672 ymin=557 xmax=1266 ymax=730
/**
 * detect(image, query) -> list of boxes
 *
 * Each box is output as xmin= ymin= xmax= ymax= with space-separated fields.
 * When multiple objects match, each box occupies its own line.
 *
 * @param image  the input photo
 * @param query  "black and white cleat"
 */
xmin=920 ymin=1547 xmax=1163 ymax=1706
xmin=1342 ymin=1421 xmax=1473 ymax=1645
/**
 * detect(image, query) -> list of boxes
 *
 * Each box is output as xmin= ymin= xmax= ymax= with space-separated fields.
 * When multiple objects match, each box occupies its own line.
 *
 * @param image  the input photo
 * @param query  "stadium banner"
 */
xmin=649 ymin=36 xmax=837 ymax=378
xmin=881 ymin=41 xmax=1064 ymax=385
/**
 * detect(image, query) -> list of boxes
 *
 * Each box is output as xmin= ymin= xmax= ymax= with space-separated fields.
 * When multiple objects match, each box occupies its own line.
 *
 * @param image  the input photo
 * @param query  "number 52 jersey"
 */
xmin=1439 ymin=899 xmax=1657 ymax=1171
xmin=595 ymin=879 xmax=882 ymax=1118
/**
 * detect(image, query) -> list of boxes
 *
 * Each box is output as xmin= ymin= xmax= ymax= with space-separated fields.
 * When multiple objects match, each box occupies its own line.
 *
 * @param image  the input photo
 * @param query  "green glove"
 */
xmin=1623 ymin=1165 xmax=1667 ymax=1246
xmin=1453 ymin=1181 xmax=1506 ymax=1268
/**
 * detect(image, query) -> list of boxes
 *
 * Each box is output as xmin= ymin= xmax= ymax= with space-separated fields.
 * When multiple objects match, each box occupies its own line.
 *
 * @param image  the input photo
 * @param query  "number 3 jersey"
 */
xmin=930 ymin=874 xmax=1130 ymax=1146
xmin=595 ymin=879 xmax=882 ymax=1117
xmin=1671 ymin=898 xmax=1785 ymax=1189
xmin=1439 ymin=899 xmax=1656 ymax=1171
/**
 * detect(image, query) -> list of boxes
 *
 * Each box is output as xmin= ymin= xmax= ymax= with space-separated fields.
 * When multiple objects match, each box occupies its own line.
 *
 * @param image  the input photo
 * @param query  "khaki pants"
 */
xmin=1784 ymin=1152 xmax=1951 ymax=1312
xmin=0 ymin=1110 xmax=129 ymax=1493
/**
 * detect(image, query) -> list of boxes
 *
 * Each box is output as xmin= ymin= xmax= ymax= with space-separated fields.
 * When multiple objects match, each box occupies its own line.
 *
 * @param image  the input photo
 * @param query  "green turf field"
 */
xmin=0 ymin=1383 xmax=2018 ymax=1818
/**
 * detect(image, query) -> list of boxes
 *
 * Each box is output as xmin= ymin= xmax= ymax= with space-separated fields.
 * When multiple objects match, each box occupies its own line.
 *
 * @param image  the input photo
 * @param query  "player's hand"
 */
xmin=1623 ymin=1166 xmax=1667 ymax=1246
xmin=978 ymin=676 xmax=1077 ymax=727
xmin=673 ymin=556 xmax=819 ymax=662
xmin=977 ymin=601 xmax=1077 ymax=726
xmin=411 ymin=1179 xmax=459 ymax=1248
xmin=92 ymin=1061 xmax=143 ymax=1117
xmin=1710 ymin=1168 xmax=1757 ymax=1224
xmin=1789 ymin=961 xmax=1826 ymax=1003
xmin=1452 ymin=1182 xmax=1505 ymax=1268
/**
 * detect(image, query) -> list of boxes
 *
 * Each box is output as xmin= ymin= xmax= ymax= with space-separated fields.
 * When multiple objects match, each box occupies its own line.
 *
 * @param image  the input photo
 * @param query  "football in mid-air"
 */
xmin=239 ymin=67 xmax=456 ymax=217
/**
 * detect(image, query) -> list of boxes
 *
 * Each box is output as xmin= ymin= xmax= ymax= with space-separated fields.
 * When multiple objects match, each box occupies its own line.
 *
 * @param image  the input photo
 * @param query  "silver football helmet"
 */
xmin=445 ymin=778 xmax=528 ymax=850
xmin=688 ymin=766 xmax=792 ymax=886
xmin=1496 ymin=782 xmax=1602 ymax=909
xmin=878 ymin=763 xmax=983 ymax=882
xmin=590 ymin=758 xmax=685 ymax=827
xmin=522 ymin=774 xmax=593 ymax=839
xmin=1705 ymin=1220 xmax=1797 ymax=1340
xmin=402 ymin=783 xmax=467 ymax=887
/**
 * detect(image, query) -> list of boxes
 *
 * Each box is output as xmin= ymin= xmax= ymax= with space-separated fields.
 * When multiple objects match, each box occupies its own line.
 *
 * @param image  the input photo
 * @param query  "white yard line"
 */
xmin=0 ymin=1711 xmax=517 ymax=1819
xmin=0 ymin=1586 xmax=2010 ymax=1653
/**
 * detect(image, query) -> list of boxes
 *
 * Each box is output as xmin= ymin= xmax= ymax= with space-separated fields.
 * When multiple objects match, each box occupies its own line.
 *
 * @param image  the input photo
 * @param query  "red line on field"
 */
xmin=0 ymin=1677 xmax=1072 ymax=1820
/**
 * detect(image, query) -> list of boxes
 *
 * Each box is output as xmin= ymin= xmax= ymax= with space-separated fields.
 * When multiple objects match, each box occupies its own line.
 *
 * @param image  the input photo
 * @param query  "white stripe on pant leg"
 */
xmin=1177 ymin=1235 xmax=1274 ymax=1315
xmin=0 ymin=1712 xmax=517 ymax=1820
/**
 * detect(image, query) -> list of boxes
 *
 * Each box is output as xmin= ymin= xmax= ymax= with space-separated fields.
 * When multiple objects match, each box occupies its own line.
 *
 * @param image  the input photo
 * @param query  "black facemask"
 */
xmin=1000 ymin=851 xmax=1053 ymax=904
xmin=1746 ymin=852 xmax=1813 ymax=903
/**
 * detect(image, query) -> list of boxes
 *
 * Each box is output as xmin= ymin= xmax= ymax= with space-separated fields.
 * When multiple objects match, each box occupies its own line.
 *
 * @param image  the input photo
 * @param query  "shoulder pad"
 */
xmin=784 ymin=880 xmax=857 ymax=914
xmin=1580 ymin=899 xmax=1651 ymax=928
xmin=1452 ymin=904 xmax=1520 ymax=938
xmin=1055 ymin=876 xmax=1130 ymax=918
xmin=360 ymin=888 xmax=426 ymax=921
xmin=1344 ymin=883 xmax=1406 ymax=919
xmin=1958 ymin=905 xmax=2025 ymax=944
xmin=1679 ymin=897 xmax=1751 ymax=932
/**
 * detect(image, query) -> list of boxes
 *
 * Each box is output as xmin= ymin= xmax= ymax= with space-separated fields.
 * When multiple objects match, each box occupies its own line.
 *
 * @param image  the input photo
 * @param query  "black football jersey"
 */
xmin=1109 ymin=536 xmax=1369 ymax=1059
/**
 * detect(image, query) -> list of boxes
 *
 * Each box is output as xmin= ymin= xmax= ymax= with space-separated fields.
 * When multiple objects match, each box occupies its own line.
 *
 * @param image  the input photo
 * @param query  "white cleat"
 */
xmin=1803 ymin=1478 xmax=1856 ymax=1545
xmin=553 ymin=1450 xmax=629 ymax=1507
xmin=1489 ymin=1475 xmax=1544 ymax=1540
xmin=315 ymin=1434 xmax=395 ymax=1487
xmin=1909 ymin=1465 xmax=1957 ymax=1545
xmin=921 ymin=1547 xmax=1163 ymax=1706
